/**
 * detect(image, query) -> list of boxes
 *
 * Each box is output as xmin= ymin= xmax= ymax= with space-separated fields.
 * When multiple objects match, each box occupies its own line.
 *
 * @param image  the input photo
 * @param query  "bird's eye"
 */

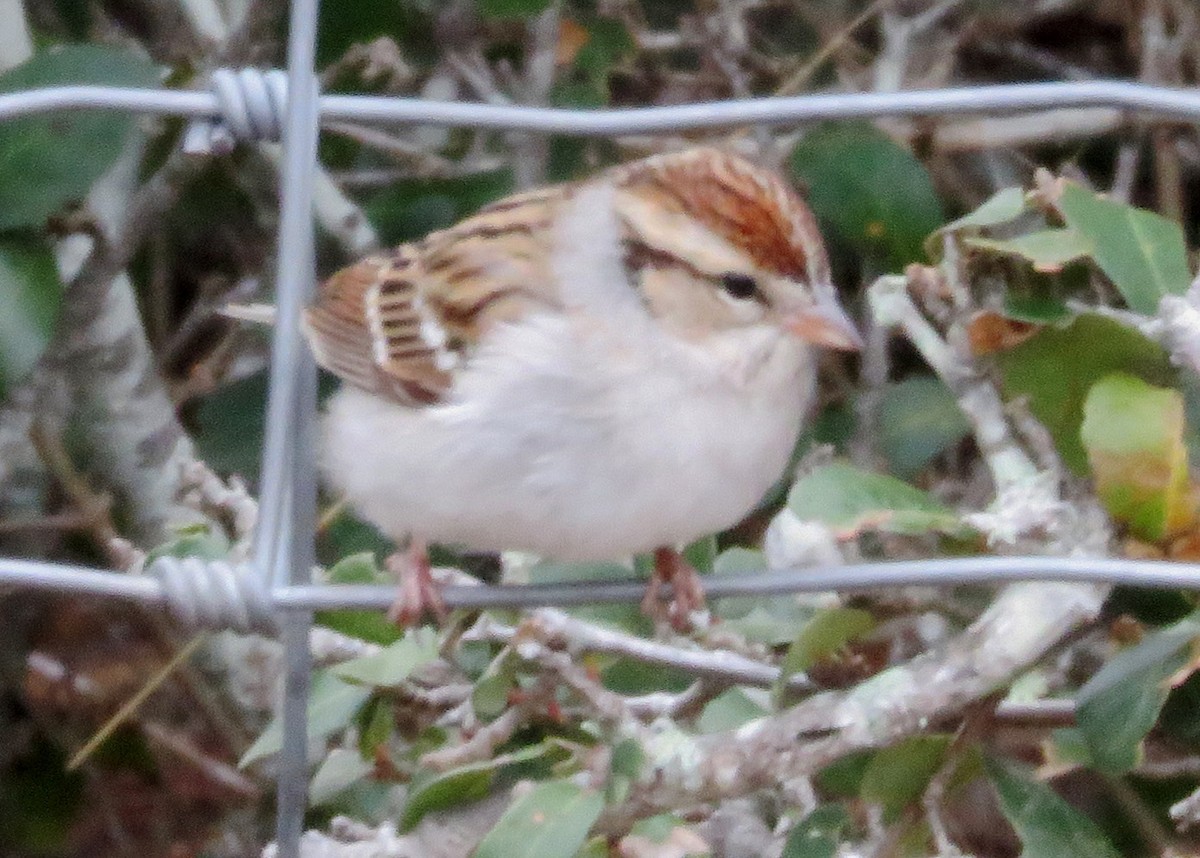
xmin=720 ymin=273 xmax=758 ymax=300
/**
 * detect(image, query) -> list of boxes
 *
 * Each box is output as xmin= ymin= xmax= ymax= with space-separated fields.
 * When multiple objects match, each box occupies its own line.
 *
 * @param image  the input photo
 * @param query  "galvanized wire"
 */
xmin=2 ymin=79 xmax=1200 ymax=130
xmin=263 ymin=3 xmax=322 ymax=854
xmin=7 ymin=555 xmax=1200 ymax=614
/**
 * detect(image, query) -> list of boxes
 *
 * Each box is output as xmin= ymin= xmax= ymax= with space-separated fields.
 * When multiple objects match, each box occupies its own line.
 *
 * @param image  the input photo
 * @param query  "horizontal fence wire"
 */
xmin=3 ymin=80 xmax=1200 ymax=130
xmin=5 ymin=556 xmax=1200 ymax=613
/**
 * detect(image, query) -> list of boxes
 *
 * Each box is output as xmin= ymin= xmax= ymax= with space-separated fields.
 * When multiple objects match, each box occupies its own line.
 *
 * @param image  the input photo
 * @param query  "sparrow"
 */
xmin=303 ymin=147 xmax=861 ymax=628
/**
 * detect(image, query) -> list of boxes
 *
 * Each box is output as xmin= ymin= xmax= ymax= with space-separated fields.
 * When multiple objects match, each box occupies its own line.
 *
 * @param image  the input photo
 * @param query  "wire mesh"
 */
xmin=0 ymin=4 xmax=1199 ymax=853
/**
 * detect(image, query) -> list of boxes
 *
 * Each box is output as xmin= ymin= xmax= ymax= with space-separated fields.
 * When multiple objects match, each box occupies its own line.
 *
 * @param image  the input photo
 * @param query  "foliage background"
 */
xmin=2 ymin=0 xmax=1200 ymax=856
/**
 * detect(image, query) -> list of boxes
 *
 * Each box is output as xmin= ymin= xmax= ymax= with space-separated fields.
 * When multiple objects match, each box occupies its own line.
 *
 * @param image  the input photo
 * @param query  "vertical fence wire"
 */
xmin=264 ymin=0 xmax=321 ymax=852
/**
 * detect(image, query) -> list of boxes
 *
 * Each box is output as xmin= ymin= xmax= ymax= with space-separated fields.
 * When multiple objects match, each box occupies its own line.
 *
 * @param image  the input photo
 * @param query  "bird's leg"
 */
xmin=386 ymin=539 xmax=447 ymax=627
xmin=641 ymin=546 xmax=707 ymax=631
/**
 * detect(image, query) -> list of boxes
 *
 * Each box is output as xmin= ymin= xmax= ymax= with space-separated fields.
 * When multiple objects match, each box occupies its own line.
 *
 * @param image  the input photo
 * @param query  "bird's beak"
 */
xmin=783 ymin=292 xmax=863 ymax=351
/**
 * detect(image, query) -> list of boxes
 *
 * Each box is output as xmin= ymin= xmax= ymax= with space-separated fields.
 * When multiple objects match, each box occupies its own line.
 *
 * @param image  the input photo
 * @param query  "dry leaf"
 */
xmin=967 ymin=310 xmax=1041 ymax=355
xmin=556 ymin=19 xmax=590 ymax=66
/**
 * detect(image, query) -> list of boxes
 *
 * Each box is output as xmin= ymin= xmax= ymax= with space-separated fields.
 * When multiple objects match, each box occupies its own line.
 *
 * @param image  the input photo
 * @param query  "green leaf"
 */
xmin=1081 ymin=373 xmax=1196 ymax=541
xmin=0 ymin=45 xmax=160 ymax=230
xmin=942 ymin=187 xmax=1027 ymax=233
xmin=860 ymin=735 xmax=951 ymax=820
xmin=0 ymin=237 xmax=62 ymax=400
xmin=478 ymin=0 xmax=553 ymax=19
xmin=194 ymin=369 xmax=267 ymax=482
xmin=401 ymin=742 xmax=563 ymax=830
xmin=357 ymin=695 xmax=394 ymax=757
xmin=997 ymin=314 xmax=1175 ymax=473
xmin=781 ymin=608 xmax=876 ymax=677
xmin=782 ymin=805 xmax=851 ymax=858
xmin=316 ymin=553 xmax=403 ymax=646
xmin=1075 ymin=613 xmax=1200 ymax=773
xmin=790 ymin=123 xmax=943 ymax=271
xmin=0 ymin=737 xmax=84 ymax=852
xmin=332 ymin=628 xmax=440 ymax=687
xmin=964 ymin=229 xmax=1092 ymax=273
xmin=788 ymin=461 xmax=971 ymax=538
xmin=240 ymin=670 xmax=372 ymax=767
xmin=696 ymin=687 xmax=769 ymax=733
xmin=309 ymin=748 xmax=374 ymax=807
xmin=629 ymin=814 xmax=688 ymax=842
xmin=986 ymin=758 xmax=1122 ymax=858
xmin=402 ymin=765 xmax=496 ymax=830
xmin=683 ymin=535 xmax=717 ymax=574
xmin=473 ymin=780 xmax=604 ymax=858
xmin=1058 ymin=183 xmax=1192 ymax=314
xmin=472 ymin=666 xmax=516 ymax=722
xmin=879 ymin=376 xmax=971 ymax=477
xmin=144 ymin=527 xmax=230 ymax=564
xmin=316 ymin=0 xmax=430 ymax=67
xmin=365 ymin=171 xmax=514 ymax=246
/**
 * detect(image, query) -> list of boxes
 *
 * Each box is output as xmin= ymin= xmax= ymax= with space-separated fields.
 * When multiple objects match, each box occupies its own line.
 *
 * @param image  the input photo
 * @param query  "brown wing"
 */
xmin=303 ymin=192 xmax=565 ymax=406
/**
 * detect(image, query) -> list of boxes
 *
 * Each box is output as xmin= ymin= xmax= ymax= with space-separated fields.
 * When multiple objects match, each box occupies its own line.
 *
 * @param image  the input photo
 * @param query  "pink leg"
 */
xmin=640 ymin=547 xmax=707 ymax=631
xmin=386 ymin=540 xmax=447 ymax=627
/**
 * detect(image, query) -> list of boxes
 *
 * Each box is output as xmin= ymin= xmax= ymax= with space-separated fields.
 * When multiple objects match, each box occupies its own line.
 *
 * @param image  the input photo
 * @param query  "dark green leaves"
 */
xmin=0 ymin=238 xmax=62 ymax=399
xmin=997 ymin=314 xmax=1175 ymax=473
xmin=478 ymin=0 xmax=554 ymax=18
xmin=401 ymin=744 xmax=561 ymax=830
xmin=986 ymin=758 xmax=1122 ymax=858
xmin=860 ymin=735 xmax=951 ymax=819
xmin=788 ymin=461 xmax=970 ymax=538
xmin=0 ymin=45 xmax=160 ymax=230
xmin=239 ymin=671 xmax=372 ymax=767
xmin=473 ymin=781 xmax=604 ymax=858
xmin=879 ymin=376 xmax=971 ymax=477
xmin=1058 ymin=183 xmax=1191 ymax=314
xmin=782 ymin=805 xmax=851 ymax=858
xmin=780 ymin=607 xmax=875 ymax=677
xmin=331 ymin=629 xmax=440 ymax=687
xmin=1075 ymin=614 xmax=1200 ymax=773
xmin=790 ymin=123 xmax=942 ymax=270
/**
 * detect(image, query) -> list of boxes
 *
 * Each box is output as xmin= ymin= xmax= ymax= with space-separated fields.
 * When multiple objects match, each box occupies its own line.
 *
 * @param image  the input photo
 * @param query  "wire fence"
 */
xmin=3 ymin=0 xmax=1200 ymax=853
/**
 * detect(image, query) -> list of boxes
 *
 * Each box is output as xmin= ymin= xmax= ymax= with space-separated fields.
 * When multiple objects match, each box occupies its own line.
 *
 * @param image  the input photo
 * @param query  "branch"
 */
xmin=597 ymin=579 xmax=1106 ymax=835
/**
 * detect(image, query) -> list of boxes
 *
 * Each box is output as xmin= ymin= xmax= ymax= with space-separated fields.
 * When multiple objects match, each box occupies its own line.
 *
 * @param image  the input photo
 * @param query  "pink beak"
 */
xmin=784 ymin=293 xmax=863 ymax=351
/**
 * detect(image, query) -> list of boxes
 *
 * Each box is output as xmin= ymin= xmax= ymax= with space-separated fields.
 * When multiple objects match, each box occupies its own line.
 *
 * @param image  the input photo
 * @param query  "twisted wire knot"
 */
xmin=151 ymin=555 xmax=279 ymax=635
xmin=183 ymin=68 xmax=290 ymax=155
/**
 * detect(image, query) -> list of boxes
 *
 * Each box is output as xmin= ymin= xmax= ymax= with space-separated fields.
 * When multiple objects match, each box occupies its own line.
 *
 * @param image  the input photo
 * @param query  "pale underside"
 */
xmin=307 ymin=174 xmax=816 ymax=557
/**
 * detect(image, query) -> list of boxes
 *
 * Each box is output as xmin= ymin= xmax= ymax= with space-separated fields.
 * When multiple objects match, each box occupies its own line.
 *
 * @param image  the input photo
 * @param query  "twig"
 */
xmin=775 ymin=0 xmax=893 ymax=96
xmin=868 ymin=274 xmax=1038 ymax=493
xmin=419 ymin=679 xmax=549 ymax=771
xmin=28 ymin=421 xmax=127 ymax=568
xmin=142 ymin=719 xmax=262 ymax=799
xmin=68 ymin=634 xmax=208 ymax=770
xmin=595 ymin=579 xmax=1106 ymax=836
xmin=466 ymin=609 xmax=806 ymax=692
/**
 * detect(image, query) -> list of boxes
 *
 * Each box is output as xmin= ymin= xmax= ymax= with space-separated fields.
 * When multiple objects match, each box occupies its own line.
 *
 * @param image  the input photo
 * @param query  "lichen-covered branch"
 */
xmin=597 ymin=579 xmax=1105 ymax=835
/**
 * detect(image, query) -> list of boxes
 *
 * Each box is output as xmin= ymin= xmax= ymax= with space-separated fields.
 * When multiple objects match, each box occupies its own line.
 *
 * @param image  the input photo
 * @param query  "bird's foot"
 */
xmin=641 ymin=546 xmax=707 ymax=632
xmin=386 ymin=541 xmax=448 ymax=627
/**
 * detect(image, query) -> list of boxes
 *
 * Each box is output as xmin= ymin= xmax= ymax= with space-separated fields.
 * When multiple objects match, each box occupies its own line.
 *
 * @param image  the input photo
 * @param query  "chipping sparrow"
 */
xmin=304 ymin=148 xmax=860 ymax=628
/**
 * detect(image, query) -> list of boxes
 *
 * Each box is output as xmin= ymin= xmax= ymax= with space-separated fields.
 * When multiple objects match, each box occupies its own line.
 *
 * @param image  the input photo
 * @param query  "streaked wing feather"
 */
xmin=304 ymin=193 xmax=564 ymax=406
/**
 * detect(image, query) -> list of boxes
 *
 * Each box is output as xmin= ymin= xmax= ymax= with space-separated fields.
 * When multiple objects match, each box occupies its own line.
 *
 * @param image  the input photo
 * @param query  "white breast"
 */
xmin=321 ymin=312 xmax=813 ymax=560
